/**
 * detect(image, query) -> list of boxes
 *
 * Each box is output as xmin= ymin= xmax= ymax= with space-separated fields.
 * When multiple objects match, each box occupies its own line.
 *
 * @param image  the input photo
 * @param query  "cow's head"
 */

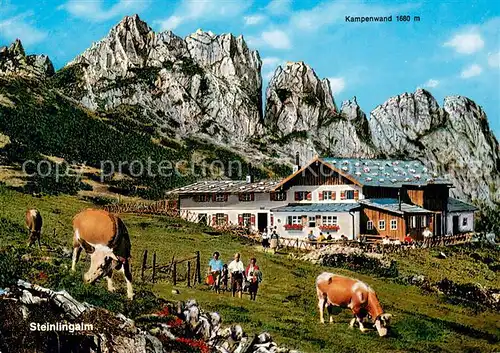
xmin=80 ymin=240 xmax=117 ymax=283
xmin=374 ymin=313 xmax=392 ymax=337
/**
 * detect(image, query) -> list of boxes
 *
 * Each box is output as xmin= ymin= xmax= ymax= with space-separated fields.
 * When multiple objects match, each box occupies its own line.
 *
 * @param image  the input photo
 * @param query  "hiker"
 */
xmin=261 ymin=228 xmax=270 ymax=251
xmin=270 ymin=229 xmax=279 ymax=254
xmin=245 ymin=257 xmax=262 ymax=301
xmin=404 ymin=233 xmax=413 ymax=244
xmin=228 ymin=253 xmax=246 ymax=298
xmin=220 ymin=264 xmax=229 ymax=292
xmin=208 ymin=251 xmax=223 ymax=293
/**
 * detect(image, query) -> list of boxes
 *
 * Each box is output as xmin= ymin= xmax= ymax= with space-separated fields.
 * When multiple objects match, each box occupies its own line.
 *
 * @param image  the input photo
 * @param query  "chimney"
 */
xmin=246 ymin=163 xmax=253 ymax=183
xmin=293 ymin=152 xmax=300 ymax=173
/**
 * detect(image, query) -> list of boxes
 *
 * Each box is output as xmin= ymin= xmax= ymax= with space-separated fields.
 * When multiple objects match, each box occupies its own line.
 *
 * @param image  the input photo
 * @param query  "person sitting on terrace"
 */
xmin=326 ymin=233 xmax=332 ymax=241
xmin=317 ymin=232 xmax=326 ymax=242
xmin=307 ymin=230 xmax=316 ymax=242
xmin=404 ymin=233 xmax=413 ymax=243
xmin=382 ymin=236 xmax=391 ymax=245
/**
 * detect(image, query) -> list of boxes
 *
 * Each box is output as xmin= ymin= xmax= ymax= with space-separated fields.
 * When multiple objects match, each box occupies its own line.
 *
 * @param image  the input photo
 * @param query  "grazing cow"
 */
xmin=316 ymin=272 xmax=392 ymax=337
xmin=25 ymin=209 xmax=42 ymax=248
xmin=71 ymin=209 xmax=133 ymax=299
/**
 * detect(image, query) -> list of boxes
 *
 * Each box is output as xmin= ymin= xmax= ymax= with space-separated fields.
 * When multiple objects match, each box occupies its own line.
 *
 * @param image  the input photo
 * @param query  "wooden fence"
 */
xmin=104 ymin=199 xmax=179 ymax=216
xmin=140 ymin=250 xmax=202 ymax=286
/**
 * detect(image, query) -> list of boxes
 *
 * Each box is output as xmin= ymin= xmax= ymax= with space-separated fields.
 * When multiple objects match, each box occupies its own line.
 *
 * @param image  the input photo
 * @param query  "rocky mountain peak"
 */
xmin=63 ymin=14 xmax=263 ymax=144
xmin=264 ymin=61 xmax=336 ymax=135
xmin=0 ymin=39 xmax=54 ymax=78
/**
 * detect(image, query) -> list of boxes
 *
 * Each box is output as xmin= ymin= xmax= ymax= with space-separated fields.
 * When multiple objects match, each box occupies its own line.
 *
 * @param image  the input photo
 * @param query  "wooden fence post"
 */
xmin=152 ymin=252 xmax=157 ymax=284
xmin=196 ymin=251 xmax=201 ymax=285
xmin=141 ymin=250 xmax=148 ymax=281
xmin=173 ymin=262 xmax=177 ymax=286
xmin=187 ymin=261 xmax=191 ymax=287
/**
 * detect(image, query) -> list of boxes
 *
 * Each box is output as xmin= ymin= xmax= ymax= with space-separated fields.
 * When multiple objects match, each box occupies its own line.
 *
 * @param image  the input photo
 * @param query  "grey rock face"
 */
xmin=0 ymin=39 xmax=55 ymax=78
xmin=67 ymin=15 xmax=262 ymax=144
xmin=264 ymin=62 xmax=376 ymax=163
xmin=369 ymin=89 xmax=499 ymax=204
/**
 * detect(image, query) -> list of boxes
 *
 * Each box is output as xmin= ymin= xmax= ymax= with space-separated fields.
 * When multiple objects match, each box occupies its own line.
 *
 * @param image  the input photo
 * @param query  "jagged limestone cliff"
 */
xmin=65 ymin=15 xmax=262 ymax=144
xmin=0 ymin=39 xmax=54 ymax=78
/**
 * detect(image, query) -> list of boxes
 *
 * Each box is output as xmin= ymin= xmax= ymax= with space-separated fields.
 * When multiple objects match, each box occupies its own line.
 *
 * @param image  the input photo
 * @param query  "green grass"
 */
xmin=0 ymin=185 xmax=499 ymax=353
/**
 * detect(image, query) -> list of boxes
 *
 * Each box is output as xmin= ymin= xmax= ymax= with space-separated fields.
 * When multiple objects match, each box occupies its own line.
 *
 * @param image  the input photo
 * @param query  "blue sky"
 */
xmin=1 ymin=0 xmax=499 ymax=138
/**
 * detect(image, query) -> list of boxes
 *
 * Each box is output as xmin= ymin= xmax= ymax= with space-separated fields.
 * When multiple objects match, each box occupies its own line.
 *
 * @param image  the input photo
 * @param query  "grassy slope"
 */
xmin=1 ymin=186 xmax=499 ymax=353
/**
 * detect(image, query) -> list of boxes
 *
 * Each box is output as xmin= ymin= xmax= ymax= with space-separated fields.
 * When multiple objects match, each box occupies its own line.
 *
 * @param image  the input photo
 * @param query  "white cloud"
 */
xmin=261 ymin=30 xmax=291 ymax=49
xmin=460 ymin=64 xmax=482 ymax=78
xmin=422 ymin=79 xmax=440 ymax=88
xmin=156 ymin=15 xmax=183 ymax=31
xmin=327 ymin=77 xmax=345 ymax=95
xmin=59 ymin=0 xmax=149 ymax=22
xmin=244 ymin=15 xmax=265 ymax=26
xmin=266 ymin=0 xmax=292 ymax=16
xmin=154 ymin=0 xmax=250 ymax=32
xmin=488 ymin=51 xmax=500 ymax=69
xmin=262 ymin=57 xmax=281 ymax=68
xmin=444 ymin=31 xmax=484 ymax=54
xmin=0 ymin=12 xmax=47 ymax=45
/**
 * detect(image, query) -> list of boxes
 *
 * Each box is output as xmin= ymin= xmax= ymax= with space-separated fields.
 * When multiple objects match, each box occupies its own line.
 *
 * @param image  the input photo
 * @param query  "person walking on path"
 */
xmin=208 ymin=251 xmax=223 ymax=293
xmin=228 ymin=253 xmax=245 ymax=298
xmin=245 ymin=257 xmax=262 ymax=301
xmin=270 ymin=229 xmax=279 ymax=254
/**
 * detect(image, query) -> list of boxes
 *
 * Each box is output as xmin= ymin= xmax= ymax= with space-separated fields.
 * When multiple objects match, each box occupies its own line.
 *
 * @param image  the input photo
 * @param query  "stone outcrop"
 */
xmin=263 ymin=62 xmax=376 ymax=163
xmin=66 ymin=14 xmax=262 ymax=144
xmin=0 ymin=39 xmax=54 ymax=78
xmin=369 ymin=89 xmax=500 ymax=204
xmin=0 ymin=280 xmax=302 ymax=353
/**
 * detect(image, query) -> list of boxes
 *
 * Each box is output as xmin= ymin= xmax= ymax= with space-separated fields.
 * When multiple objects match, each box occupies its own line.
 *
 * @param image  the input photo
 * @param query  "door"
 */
xmin=452 ymin=215 xmax=459 ymax=235
xmin=435 ymin=213 xmax=442 ymax=236
xmin=258 ymin=213 xmax=268 ymax=232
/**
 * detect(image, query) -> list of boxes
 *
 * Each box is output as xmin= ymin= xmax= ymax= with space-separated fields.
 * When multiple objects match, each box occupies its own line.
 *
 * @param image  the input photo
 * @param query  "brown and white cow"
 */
xmin=316 ymin=272 xmax=392 ymax=336
xmin=25 ymin=209 xmax=42 ymax=248
xmin=71 ymin=209 xmax=133 ymax=299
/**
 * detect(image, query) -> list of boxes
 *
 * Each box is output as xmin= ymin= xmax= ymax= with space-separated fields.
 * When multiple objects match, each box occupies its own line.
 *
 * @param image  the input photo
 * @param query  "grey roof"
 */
xmin=271 ymin=203 xmax=360 ymax=213
xmin=322 ymin=157 xmax=451 ymax=188
xmin=448 ymin=198 xmax=478 ymax=212
xmin=167 ymin=180 xmax=279 ymax=194
xmin=359 ymin=198 xmax=433 ymax=215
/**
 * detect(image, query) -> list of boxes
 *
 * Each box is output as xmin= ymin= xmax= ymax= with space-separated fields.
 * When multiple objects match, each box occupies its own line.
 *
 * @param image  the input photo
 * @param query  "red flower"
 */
xmin=167 ymin=317 xmax=184 ymax=328
xmin=176 ymin=337 xmax=210 ymax=353
xmin=156 ymin=306 xmax=170 ymax=317
xmin=284 ymin=224 xmax=303 ymax=230
xmin=37 ymin=272 xmax=48 ymax=280
xmin=319 ymin=225 xmax=340 ymax=231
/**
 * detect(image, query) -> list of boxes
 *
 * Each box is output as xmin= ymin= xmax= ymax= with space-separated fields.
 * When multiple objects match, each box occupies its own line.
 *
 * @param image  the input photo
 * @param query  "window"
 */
xmin=195 ymin=194 xmax=209 ymax=202
xmin=294 ymin=191 xmax=310 ymax=201
xmin=198 ymin=213 xmax=207 ymax=225
xmin=287 ymin=215 xmax=301 ymax=225
xmin=216 ymin=213 xmax=227 ymax=226
xmin=322 ymin=216 xmax=338 ymax=226
xmin=367 ymin=221 xmax=374 ymax=230
xmin=420 ymin=215 xmax=427 ymax=227
xmin=323 ymin=191 xmax=333 ymax=200
xmin=462 ymin=217 xmax=468 ymax=226
xmin=271 ymin=192 xmax=286 ymax=201
xmin=345 ymin=190 xmax=355 ymax=199
xmin=239 ymin=193 xmax=253 ymax=201
xmin=390 ymin=219 xmax=398 ymax=230
xmin=379 ymin=220 xmax=386 ymax=230
xmin=215 ymin=193 xmax=226 ymax=202
xmin=308 ymin=216 xmax=316 ymax=227
xmin=242 ymin=213 xmax=252 ymax=226
xmin=409 ymin=216 xmax=417 ymax=229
